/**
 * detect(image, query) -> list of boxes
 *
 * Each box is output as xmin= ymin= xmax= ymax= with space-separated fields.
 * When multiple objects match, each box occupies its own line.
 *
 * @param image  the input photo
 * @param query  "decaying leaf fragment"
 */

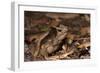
xmin=46 ymin=13 xmax=80 ymax=20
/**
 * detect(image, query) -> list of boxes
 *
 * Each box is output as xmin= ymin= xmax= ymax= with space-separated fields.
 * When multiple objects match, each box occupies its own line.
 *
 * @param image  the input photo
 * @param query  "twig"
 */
xmin=45 ymin=50 xmax=74 ymax=60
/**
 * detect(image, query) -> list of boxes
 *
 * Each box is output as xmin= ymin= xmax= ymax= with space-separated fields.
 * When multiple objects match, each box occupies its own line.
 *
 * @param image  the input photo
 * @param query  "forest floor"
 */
xmin=24 ymin=11 xmax=90 ymax=61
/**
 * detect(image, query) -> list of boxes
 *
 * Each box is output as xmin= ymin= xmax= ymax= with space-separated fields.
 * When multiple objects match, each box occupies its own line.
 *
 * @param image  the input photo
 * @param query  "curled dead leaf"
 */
xmin=84 ymin=15 xmax=90 ymax=22
xmin=80 ymin=27 xmax=90 ymax=36
xmin=77 ymin=42 xmax=90 ymax=49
